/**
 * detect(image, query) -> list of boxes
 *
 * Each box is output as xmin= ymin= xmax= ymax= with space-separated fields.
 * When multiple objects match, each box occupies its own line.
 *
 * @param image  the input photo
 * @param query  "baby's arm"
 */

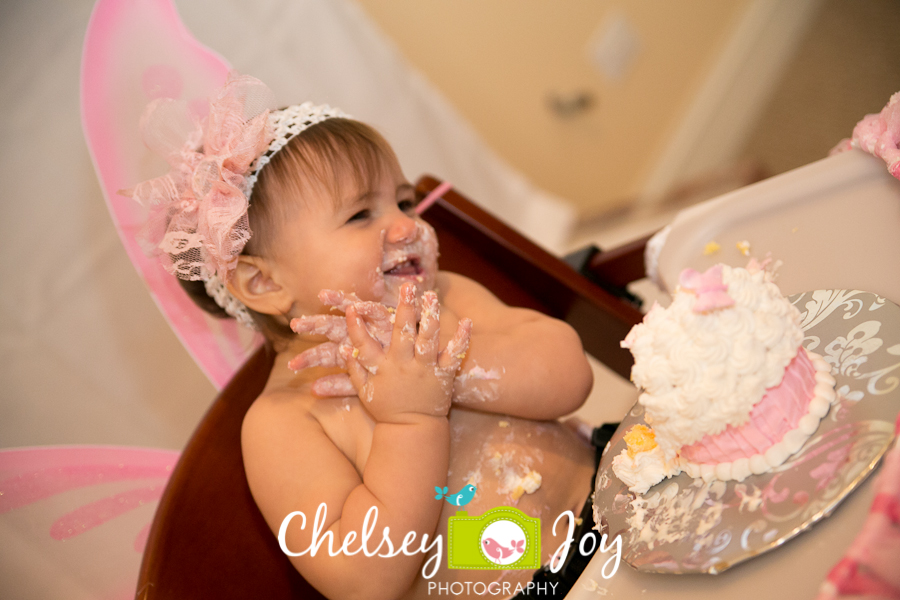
xmin=290 ymin=274 xmax=590 ymax=420
xmin=243 ymin=403 xmax=446 ymax=599
xmin=243 ymin=286 xmax=470 ymax=600
xmin=437 ymin=271 xmax=593 ymax=420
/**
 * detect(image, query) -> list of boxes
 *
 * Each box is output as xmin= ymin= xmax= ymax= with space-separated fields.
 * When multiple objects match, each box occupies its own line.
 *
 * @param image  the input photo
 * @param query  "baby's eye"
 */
xmin=398 ymin=199 xmax=416 ymax=213
xmin=347 ymin=209 xmax=370 ymax=223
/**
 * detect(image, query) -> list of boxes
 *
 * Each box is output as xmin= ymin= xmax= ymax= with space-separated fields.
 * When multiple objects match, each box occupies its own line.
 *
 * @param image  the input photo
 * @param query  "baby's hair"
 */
xmin=179 ymin=117 xmax=399 ymax=345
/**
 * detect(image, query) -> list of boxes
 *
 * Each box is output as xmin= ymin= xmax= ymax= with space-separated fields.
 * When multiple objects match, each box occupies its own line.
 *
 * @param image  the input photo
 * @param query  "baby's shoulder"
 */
xmin=436 ymin=271 xmax=501 ymax=313
xmin=436 ymin=270 xmax=486 ymax=296
xmin=242 ymin=388 xmax=319 ymax=450
xmin=437 ymin=270 xmax=543 ymax=326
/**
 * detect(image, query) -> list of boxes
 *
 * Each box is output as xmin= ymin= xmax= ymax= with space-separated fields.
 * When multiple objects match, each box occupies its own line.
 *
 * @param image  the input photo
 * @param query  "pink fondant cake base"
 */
xmin=681 ymin=348 xmax=817 ymax=464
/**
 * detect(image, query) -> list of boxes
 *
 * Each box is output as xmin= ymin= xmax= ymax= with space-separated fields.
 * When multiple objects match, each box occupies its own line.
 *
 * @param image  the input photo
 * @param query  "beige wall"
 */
xmin=354 ymin=0 xmax=752 ymax=215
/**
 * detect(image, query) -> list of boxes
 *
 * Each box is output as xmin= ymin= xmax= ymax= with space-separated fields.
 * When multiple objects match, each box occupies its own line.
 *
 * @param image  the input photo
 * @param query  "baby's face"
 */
xmin=268 ymin=160 xmax=439 ymax=316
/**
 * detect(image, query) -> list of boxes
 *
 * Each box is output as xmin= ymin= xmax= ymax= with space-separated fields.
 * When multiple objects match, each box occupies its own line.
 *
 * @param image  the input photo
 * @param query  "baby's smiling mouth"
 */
xmin=384 ymin=256 xmax=422 ymax=277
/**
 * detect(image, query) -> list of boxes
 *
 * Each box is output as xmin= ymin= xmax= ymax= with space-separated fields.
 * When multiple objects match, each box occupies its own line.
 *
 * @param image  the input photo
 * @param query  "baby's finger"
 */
xmin=310 ymin=374 xmax=355 ymax=397
xmin=352 ymin=301 xmax=393 ymax=320
xmin=345 ymin=355 xmax=374 ymax=403
xmin=390 ymin=283 xmax=418 ymax=359
xmin=318 ymin=289 xmax=363 ymax=313
xmin=287 ymin=342 xmax=345 ymax=372
xmin=290 ymin=315 xmax=347 ymax=343
xmin=437 ymin=318 xmax=473 ymax=374
xmin=415 ymin=291 xmax=440 ymax=363
xmin=346 ymin=305 xmax=384 ymax=368
xmin=352 ymin=301 xmax=394 ymax=347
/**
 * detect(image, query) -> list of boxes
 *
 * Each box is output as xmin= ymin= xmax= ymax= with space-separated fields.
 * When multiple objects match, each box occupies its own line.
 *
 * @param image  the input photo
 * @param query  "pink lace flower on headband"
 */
xmin=123 ymin=73 xmax=276 ymax=282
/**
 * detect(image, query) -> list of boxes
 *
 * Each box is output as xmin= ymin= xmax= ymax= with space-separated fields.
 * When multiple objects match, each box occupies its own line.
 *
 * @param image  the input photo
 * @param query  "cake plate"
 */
xmin=592 ymin=289 xmax=900 ymax=575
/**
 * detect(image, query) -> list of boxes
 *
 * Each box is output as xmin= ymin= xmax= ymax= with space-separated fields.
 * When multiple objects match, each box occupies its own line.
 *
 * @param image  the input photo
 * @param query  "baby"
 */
xmin=131 ymin=75 xmax=597 ymax=599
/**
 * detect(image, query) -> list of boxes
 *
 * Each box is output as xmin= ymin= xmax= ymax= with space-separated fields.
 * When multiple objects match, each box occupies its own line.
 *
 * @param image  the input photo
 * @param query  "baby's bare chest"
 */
xmin=445 ymin=411 xmax=594 ymax=517
xmin=313 ymin=400 xmax=593 ymax=516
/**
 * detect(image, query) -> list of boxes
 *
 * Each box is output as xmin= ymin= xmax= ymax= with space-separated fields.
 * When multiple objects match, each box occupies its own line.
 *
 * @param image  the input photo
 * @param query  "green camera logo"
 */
xmin=447 ymin=507 xmax=540 ymax=570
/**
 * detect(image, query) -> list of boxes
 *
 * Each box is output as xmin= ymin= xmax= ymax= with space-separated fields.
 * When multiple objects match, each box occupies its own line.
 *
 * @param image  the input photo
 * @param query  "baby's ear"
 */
xmin=227 ymin=256 xmax=292 ymax=316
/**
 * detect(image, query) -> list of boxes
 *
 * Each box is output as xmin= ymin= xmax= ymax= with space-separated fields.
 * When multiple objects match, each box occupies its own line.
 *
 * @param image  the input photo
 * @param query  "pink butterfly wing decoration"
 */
xmin=80 ymin=0 xmax=262 ymax=389
xmin=0 ymin=446 xmax=180 ymax=599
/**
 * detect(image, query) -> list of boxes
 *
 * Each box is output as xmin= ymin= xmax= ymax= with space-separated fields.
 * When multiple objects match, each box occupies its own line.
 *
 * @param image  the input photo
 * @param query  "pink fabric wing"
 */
xmin=0 ymin=446 xmax=179 ymax=600
xmin=80 ymin=0 xmax=262 ymax=389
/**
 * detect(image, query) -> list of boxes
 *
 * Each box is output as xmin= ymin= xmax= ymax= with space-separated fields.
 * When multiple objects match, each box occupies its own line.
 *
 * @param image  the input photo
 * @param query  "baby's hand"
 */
xmin=317 ymin=290 xmax=395 ymax=349
xmin=345 ymin=283 xmax=471 ymax=422
xmin=287 ymin=291 xmax=394 ymax=374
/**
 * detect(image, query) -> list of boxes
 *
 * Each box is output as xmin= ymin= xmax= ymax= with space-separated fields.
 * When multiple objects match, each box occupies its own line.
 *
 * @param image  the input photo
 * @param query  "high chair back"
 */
xmin=136 ymin=177 xmax=646 ymax=599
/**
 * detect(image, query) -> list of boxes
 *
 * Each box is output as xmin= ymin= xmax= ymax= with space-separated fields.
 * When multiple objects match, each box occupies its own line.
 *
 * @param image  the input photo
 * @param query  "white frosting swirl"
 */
xmin=611 ymin=446 xmax=678 ymax=494
xmin=622 ymin=265 xmax=803 ymax=457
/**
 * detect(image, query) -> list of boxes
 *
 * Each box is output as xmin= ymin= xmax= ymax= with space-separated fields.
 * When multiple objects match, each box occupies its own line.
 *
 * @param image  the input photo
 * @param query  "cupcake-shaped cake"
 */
xmin=613 ymin=262 xmax=836 ymax=494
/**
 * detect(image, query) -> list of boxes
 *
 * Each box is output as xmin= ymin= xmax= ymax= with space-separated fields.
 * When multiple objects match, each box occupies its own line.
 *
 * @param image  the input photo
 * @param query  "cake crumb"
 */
xmin=702 ymin=241 xmax=721 ymax=255
xmin=736 ymin=240 xmax=751 ymax=256
xmin=791 ymin=227 xmax=799 ymax=233
xmin=510 ymin=470 xmax=542 ymax=501
xmin=624 ymin=424 xmax=657 ymax=458
xmin=499 ymin=420 xmax=510 ymax=428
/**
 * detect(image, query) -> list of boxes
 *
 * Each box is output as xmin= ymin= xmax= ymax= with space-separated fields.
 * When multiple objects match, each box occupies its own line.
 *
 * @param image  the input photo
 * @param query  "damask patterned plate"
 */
xmin=592 ymin=290 xmax=900 ymax=574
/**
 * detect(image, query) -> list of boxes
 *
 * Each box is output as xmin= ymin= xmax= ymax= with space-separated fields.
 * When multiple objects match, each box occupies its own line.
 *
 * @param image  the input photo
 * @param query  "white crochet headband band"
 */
xmin=209 ymin=102 xmax=350 ymax=329
xmin=246 ymin=102 xmax=349 ymax=193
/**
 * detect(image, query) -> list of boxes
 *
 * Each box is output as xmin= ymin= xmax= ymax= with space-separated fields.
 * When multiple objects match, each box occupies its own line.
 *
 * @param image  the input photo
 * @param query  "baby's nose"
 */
xmin=386 ymin=214 xmax=418 ymax=244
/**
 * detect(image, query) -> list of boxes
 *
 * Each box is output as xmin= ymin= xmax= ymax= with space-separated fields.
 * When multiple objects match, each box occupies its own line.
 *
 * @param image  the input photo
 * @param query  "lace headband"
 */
xmin=124 ymin=74 xmax=347 ymax=328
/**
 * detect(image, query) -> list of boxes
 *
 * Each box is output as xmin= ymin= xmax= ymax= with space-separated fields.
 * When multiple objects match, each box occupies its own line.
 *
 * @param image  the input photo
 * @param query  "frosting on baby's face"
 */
xmin=265 ymin=159 xmax=439 ymax=316
xmin=378 ymin=219 xmax=439 ymax=308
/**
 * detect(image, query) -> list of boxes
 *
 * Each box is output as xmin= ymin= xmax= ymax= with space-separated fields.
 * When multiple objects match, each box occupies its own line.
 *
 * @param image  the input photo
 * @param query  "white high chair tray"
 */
xmin=656 ymin=149 xmax=900 ymax=304
xmin=571 ymin=149 xmax=900 ymax=597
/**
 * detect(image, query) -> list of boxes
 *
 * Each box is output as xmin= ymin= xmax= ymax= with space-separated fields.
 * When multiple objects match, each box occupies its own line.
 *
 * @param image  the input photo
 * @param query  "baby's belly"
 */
xmin=402 ymin=408 xmax=595 ymax=599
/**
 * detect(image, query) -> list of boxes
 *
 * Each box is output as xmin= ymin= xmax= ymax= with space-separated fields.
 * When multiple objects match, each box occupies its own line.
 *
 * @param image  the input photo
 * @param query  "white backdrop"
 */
xmin=0 ymin=0 xmax=575 ymax=450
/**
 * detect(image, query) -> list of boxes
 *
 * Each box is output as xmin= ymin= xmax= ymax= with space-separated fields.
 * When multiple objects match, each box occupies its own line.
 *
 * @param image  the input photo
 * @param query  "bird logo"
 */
xmin=482 ymin=537 xmax=525 ymax=562
xmin=434 ymin=484 xmax=477 ymax=507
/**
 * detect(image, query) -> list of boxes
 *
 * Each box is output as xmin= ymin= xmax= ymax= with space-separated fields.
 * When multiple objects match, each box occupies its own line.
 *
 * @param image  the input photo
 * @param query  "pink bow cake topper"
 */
xmin=678 ymin=265 xmax=734 ymax=313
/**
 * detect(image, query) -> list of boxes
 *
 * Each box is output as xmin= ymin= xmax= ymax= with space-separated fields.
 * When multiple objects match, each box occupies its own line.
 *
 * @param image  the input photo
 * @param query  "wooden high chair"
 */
xmin=135 ymin=177 xmax=648 ymax=600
